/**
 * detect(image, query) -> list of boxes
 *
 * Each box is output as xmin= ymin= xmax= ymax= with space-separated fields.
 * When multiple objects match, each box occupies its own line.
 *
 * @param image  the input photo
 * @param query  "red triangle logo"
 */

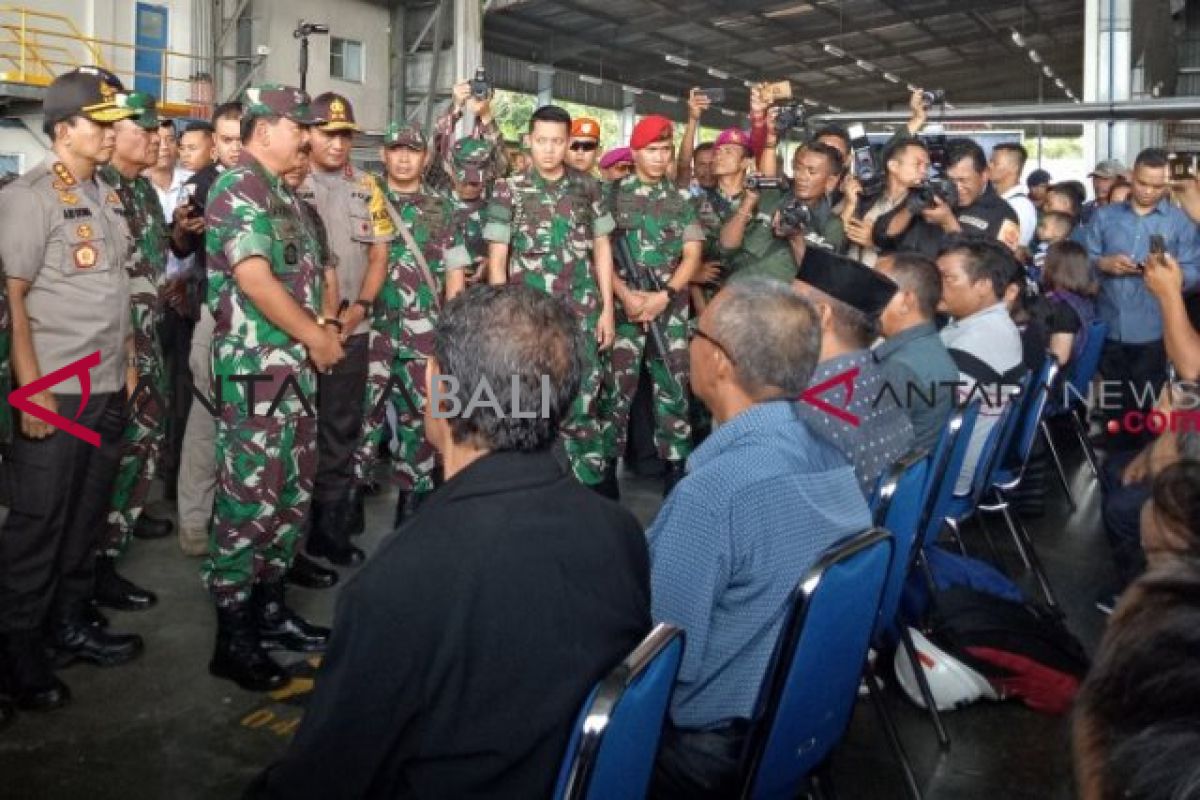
xmin=7 ymin=351 xmax=102 ymax=447
xmin=799 ymin=366 xmax=861 ymax=427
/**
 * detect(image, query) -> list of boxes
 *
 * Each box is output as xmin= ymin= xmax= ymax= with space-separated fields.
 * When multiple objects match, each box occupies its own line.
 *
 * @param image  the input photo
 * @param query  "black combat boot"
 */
xmin=662 ymin=460 xmax=687 ymax=498
xmin=48 ymin=605 xmax=143 ymax=668
xmin=209 ymin=604 xmax=288 ymax=692
xmin=285 ymin=552 xmax=338 ymax=590
xmin=306 ymin=497 xmax=365 ymax=567
xmin=253 ymin=581 xmax=330 ymax=653
xmin=84 ymin=601 xmax=109 ymax=629
xmin=132 ymin=512 xmax=173 ymax=540
xmin=3 ymin=631 xmax=70 ymax=711
xmin=93 ymin=555 xmax=158 ymax=611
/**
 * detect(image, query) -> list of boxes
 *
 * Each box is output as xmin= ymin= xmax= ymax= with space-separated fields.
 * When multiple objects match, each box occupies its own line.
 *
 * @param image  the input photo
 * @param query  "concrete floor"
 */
xmin=0 ymin=420 xmax=1111 ymax=800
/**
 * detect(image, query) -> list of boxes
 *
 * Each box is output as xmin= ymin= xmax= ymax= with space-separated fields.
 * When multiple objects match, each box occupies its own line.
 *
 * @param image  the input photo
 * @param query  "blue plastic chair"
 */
xmin=866 ymin=452 xmax=931 ymax=799
xmin=917 ymin=400 xmax=982 ymax=559
xmin=739 ymin=528 xmax=894 ymax=800
xmin=1041 ymin=320 xmax=1110 ymax=508
xmin=980 ymin=356 xmax=1062 ymax=609
xmin=553 ymin=624 xmax=685 ymax=800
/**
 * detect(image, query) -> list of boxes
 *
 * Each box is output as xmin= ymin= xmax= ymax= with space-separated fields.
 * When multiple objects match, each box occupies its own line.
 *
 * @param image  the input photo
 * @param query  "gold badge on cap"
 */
xmin=99 ymin=81 xmax=116 ymax=102
xmin=74 ymin=243 xmax=98 ymax=269
xmin=76 ymin=223 xmax=94 ymax=239
xmin=330 ymin=98 xmax=347 ymax=121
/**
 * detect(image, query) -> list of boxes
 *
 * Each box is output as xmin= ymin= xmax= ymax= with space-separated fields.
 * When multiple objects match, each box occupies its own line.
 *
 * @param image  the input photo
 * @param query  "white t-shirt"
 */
xmin=1001 ymin=184 xmax=1037 ymax=248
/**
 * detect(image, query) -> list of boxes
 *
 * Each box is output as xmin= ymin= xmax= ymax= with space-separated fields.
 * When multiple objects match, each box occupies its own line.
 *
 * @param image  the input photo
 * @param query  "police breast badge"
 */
xmin=74 ymin=243 xmax=98 ymax=269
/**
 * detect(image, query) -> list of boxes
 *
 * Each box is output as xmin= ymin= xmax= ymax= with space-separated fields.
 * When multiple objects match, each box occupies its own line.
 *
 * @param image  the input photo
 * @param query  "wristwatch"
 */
xmin=355 ymin=299 xmax=373 ymax=315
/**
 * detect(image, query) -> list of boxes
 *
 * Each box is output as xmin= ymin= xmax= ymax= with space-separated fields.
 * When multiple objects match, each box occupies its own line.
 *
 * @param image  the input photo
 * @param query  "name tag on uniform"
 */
xmin=63 ymin=208 xmax=92 ymax=220
xmin=284 ymin=243 xmax=299 ymax=264
xmin=74 ymin=243 xmax=98 ymax=269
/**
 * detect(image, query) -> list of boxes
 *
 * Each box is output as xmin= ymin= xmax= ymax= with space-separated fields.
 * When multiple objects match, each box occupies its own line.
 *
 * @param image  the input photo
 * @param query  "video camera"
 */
xmin=920 ymin=89 xmax=946 ymax=110
xmin=775 ymin=197 xmax=814 ymax=238
xmin=745 ymin=173 xmax=790 ymax=192
xmin=774 ymin=104 xmax=806 ymax=138
xmin=907 ymin=175 xmax=957 ymax=212
xmin=469 ymin=67 xmax=493 ymax=101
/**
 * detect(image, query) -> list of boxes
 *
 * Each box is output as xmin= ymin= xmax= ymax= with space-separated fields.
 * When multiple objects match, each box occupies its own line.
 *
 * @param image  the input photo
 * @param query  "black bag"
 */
xmin=927 ymin=586 xmax=1090 ymax=715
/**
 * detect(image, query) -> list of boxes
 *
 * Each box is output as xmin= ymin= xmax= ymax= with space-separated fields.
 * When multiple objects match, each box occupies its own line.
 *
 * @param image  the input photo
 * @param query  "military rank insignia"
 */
xmin=76 ymin=224 xmax=94 ymax=239
xmin=52 ymin=162 xmax=77 ymax=187
xmin=74 ymin=243 xmax=98 ymax=269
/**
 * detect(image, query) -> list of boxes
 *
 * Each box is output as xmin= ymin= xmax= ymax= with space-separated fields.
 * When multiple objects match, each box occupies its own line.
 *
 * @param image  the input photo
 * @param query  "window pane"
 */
xmin=346 ymin=41 xmax=362 ymax=82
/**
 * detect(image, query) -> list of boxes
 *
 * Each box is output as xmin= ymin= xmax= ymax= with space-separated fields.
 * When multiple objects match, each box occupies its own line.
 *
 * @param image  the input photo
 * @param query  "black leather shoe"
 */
xmin=4 ymin=632 xmax=70 ymax=712
xmin=209 ymin=604 xmax=289 ymax=692
xmin=254 ymin=582 xmax=330 ymax=653
xmin=306 ymin=499 xmax=365 ymax=567
xmin=346 ymin=485 xmax=366 ymax=536
xmin=392 ymin=491 xmax=409 ymax=531
xmin=94 ymin=556 xmax=158 ymax=611
xmin=662 ymin=460 xmax=686 ymax=498
xmin=132 ymin=513 xmax=173 ymax=540
xmin=84 ymin=602 xmax=109 ymax=629
xmin=49 ymin=618 xmax=144 ymax=668
xmin=285 ymin=553 xmax=338 ymax=590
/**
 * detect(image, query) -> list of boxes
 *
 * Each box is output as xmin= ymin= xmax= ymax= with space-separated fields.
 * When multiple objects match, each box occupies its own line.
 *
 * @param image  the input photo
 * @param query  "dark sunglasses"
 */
xmin=692 ymin=328 xmax=736 ymax=363
xmin=569 ymin=141 xmax=599 ymax=152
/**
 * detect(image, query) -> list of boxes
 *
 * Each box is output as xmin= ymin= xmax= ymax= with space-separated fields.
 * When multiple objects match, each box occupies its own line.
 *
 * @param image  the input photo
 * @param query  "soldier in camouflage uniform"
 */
xmin=599 ymin=116 xmax=704 ymax=497
xmin=448 ymin=137 xmax=494 ymax=287
xmin=353 ymin=123 xmax=470 ymax=527
xmin=93 ymin=92 xmax=173 ymax=615
xmin=202 ymin=85 xmax=344 ymax=692
xmin=426 ymin=77 xmax=507 ymax=194
xmin=484 ymin=105 xmax=616 ymax=490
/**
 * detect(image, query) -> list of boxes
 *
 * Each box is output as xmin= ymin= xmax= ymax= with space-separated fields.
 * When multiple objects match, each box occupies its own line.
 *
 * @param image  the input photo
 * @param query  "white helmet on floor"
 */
xmin=893 ymin=628 xmax=1000 ymax=711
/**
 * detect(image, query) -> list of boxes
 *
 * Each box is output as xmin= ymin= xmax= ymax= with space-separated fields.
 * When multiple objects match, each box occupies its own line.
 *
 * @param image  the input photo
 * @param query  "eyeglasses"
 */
xmin=692 ymin=328 xmax=736 ymax=363
xmin=569 ymin=141 xmax=599 ymax=152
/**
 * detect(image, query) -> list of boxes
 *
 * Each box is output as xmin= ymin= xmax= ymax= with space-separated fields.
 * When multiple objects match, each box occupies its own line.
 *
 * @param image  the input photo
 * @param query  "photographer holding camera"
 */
xmin=428 ymin=70 xmax=508 ymax=193
xmin=921 ymin=138 xmax=1020 ymax=250
xmin=842 ymin=138 xmax=935 ymax=265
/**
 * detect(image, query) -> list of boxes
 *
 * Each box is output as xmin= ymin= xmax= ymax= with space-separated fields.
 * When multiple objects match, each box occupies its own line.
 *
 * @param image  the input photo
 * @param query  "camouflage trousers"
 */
xmin=202 ymin=412 xmax=317 ymax=608
xmin=561 ymin=313 xmax=608 ymax=486
xmin=352 ymin=325 xmax=437 ymax=496
xmin=599 ymin=304 xmax=692 ymax=464
xmin=99 ymin=364 xmax=167 ymax=558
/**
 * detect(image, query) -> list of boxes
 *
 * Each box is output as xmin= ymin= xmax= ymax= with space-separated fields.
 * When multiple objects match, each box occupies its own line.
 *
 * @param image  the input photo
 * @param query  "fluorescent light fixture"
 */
xmin=1011 ymin=30 xmax=1025 ymax=47
xmin=826 ymin=104 xmax=842 ymax=113
xmin=659 ymin=93 xmax=679 ymax=102
xmin=882 ymin=72 xmax=900 ymax=84
xmin=1055 ymin=78 xmax=1065 ymax=89
xmin=743 ymin=80 xmax=756 ymax=88
xmin=621 ymin=85 xmax=643 ymax=95
xmin=802 ymin=97 xmax=820 ymax=106
xmin=1043 ymin=65 xmax=1054 ymax=79
xmin=1028 ymin=50 xmax=1041 ymax=63
xmin=707 ymin=67 xmax=730 ymax=79
xmin=823 ymin=43 xmax=846 ymax=58
xmin=856 ymin=59 xmax=875 ymax=72
xmin=721 ymin=108 xmax=738 ymax=117
xmin=528 ymin=64 xmax=556 ymax=75
xmin=664 ymin=54 xmax=689 ymax=67
xmin=907 ymin=83 xmax=920 ymax=93
xmin=944 ymin=102 xmax=956 ymax=110
xmin=578 ymin=74 xmax=603 ymax=85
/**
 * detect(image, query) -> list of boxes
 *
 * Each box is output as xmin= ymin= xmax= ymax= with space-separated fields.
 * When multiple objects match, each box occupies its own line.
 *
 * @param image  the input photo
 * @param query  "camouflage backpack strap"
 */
xmin=378 ymin=188 xmax=442 ymax=311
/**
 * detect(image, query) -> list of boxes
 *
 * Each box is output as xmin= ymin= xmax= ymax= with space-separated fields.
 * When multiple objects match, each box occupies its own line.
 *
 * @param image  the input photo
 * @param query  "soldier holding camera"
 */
xmin=428 ymin=71 xmax=507 ymax=193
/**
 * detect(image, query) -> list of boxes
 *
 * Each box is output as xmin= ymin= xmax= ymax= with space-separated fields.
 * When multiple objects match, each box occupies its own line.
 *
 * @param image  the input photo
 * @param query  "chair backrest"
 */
xmin=965 ymin=370 xmax=1032 ymax=506
xmin=554 ymin=624 xmax=685 ymax=800
xmin=739 ymin=528 xmax=894 ymax=800
xmin=870 ymin=451 xmax=931 ymax=642
xmin=919 ymin=400 xmax=982 ymax=550
xmin=1069 ymin=320 xmax=1110 ymax=398
xmin=1001 ymin=355 xmax=1060 ymax=484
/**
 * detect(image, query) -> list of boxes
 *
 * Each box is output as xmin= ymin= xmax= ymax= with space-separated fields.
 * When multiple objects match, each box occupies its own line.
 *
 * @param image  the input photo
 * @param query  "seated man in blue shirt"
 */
xmin=793 ymin=248 xmax=915 ymax=497
xmin=1084 ymin=147 xmax=1200 ymax=451
xmin=649 ymin=277 xmax=872 ymax=799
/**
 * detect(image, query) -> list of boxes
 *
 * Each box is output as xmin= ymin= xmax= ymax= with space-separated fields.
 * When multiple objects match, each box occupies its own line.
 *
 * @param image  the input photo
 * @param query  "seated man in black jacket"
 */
xmin=249 ymin=285 xmax=652 ymax=800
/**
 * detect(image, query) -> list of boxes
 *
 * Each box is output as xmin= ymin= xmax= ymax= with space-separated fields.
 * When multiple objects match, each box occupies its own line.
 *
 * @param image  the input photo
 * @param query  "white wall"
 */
xmin=252 ymin=0 xmax=392 ymax=131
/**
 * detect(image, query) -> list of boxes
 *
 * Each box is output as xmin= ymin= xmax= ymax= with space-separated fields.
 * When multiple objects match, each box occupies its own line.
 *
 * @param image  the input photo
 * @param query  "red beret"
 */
xmin=630 ymin=115 xmax=674 ymax=150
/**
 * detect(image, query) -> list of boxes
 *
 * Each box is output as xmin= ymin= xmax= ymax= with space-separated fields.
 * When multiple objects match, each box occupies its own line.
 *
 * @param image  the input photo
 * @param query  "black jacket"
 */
xmin=249 ymin=449 xmax=651 ymax=800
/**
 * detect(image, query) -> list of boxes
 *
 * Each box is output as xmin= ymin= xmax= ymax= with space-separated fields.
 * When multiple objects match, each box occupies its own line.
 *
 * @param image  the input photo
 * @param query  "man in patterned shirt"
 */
xmin=484 ymin=105 xmax=616 ymax=491
xmin=95 ymin=90 xmax=172 ymax=615
xmin=792 ymin=248 xmax=915 ymax=498
xmin=447 ymin=137 xmax=493 ymax=290
xmin=354 ymin=123 xmax=471 ymax=528
xmin=203 ymin=84 xmax=344 ymax=691
xmin=600 ymin=115 xmax=704 ymax=497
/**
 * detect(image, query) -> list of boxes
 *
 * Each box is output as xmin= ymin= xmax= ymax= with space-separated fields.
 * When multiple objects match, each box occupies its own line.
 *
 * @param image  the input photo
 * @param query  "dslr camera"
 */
xmin=469 ymin=67 xmax=493 ymax=101
xmin=745 ymin=173 xmax=790 ymax=192
xmin=775 ymin=197 xmax=813 ymax=238
xmin=774 ymin=104 xmax=806 ymax=137
xmin=907 ymin=175 xmax=957 ymax=212
xmin=920 ymin=89 xmax=946 ymax=110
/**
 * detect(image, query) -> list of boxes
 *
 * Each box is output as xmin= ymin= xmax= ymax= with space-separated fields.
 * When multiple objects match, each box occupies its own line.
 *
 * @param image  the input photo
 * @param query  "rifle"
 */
xmin=611 ymin=229 xmax=678 ymax=388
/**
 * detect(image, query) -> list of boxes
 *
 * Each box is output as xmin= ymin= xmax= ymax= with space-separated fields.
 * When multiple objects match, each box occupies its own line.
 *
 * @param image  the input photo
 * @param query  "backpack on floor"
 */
xmin=899 ymin=546 xmax=1026 ymax=627
xmin=925 ymin=586 xmax=1090 ymax=715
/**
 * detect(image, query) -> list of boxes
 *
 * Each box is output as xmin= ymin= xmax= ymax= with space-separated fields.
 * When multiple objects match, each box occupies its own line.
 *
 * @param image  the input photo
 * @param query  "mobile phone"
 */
xmin=763 ymin=80 xmax=792 ymax=103
xmin=1149 ymin=234 xmax=1167 ymax=256
xmin=696 ymin=88 xmax=726 ymax=104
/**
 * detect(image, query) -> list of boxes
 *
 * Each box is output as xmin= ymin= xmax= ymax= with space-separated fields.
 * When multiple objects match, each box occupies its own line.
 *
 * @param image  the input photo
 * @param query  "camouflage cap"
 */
xmin=311 ymin=92 xmax=359 ymax=132
xmin=383 ymin=122 xmax=427 ymax=150
xmin=241 ymin=84 xmax=318 ymax=125
xmin=44 ymin=67 xmax=136 ymax=125
xmin=115 ymin=91 xmax=159 ymax=130
xmin=452 ymin=137 xmax=491 ymax=183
